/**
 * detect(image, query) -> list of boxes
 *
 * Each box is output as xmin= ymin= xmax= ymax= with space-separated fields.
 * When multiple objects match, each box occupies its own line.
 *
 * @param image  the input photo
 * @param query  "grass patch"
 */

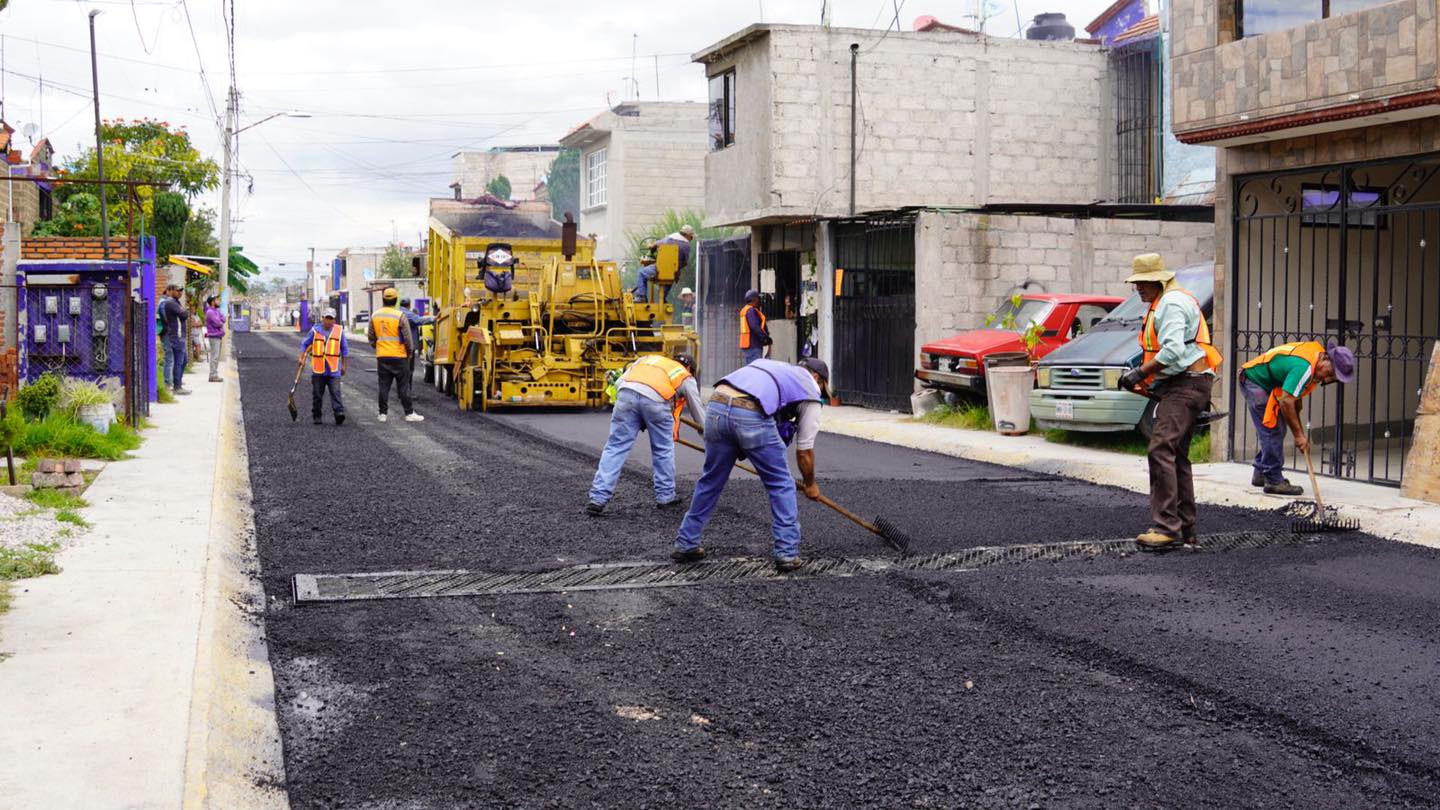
xmin=916 ymin=402 xmax=992 ymax=431
xmin=24 ymin=488 xmax=88 ymax=511
xmin=55 ymin=509 xmax=89 ymax=528
xmin=1044 ymin=427 xmax=1212 ymax=464
xmin=0 ymin=543 xmax=61 ymax=581
xmin=157 ymin=386 xmax=176 ymax=404
xmin=0 ymin=581 xmax=11 ymax=614
xmin=11 ymin=414 xmax=141 ymax=461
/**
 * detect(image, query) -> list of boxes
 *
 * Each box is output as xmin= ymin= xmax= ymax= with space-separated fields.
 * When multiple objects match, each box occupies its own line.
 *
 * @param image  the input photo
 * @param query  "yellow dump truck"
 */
xmin=423 ymin=198 xmax=697 ymax=410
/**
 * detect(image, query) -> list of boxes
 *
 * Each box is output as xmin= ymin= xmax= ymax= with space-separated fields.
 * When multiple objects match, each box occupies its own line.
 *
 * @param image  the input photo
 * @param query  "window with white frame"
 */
xmin=585 ymin=147 xmax=608 ymax=208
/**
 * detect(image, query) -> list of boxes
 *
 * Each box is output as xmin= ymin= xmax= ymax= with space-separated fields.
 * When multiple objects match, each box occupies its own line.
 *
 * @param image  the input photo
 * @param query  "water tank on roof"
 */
xmin=1026 ymin=13 xmax=1075 ymax=41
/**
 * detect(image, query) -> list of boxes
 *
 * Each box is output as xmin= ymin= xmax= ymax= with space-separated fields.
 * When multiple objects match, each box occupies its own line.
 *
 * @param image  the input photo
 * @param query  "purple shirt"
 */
xmin=204 ymin=306 xmax=227 ymax=338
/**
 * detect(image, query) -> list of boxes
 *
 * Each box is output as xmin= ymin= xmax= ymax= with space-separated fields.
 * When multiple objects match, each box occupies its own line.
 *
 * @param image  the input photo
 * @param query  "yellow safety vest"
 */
xmin=1139 ymin=288 xmax=1222 ymax=384
xmin=1241 ymin=341 xmax=1324 ymax=429
xmin=372 ymin=307 xmax=407 ymax=359
xmin=621 ymin=355 xmax=692 ymax=438
xmin=309 ymin=325 xmax=344 ymax=374
xmin=739 ymin=304 xmax=766 ymax=349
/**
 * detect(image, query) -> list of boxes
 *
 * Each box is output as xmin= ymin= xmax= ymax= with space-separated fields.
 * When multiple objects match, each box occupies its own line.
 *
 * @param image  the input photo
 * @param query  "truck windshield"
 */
xmin=1100 ymin=294 xmax=1149 ymax=324
xmin=989 ymin=298 xmax=1054 ymax=332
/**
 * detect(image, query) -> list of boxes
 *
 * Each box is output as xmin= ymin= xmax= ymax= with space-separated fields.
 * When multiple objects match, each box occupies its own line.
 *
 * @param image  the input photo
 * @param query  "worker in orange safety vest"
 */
xmin=367 ymin=288 xmax=422 ymax=423
xmin=739 ymin=289 xmax=770 ymax=364
xmin=1238 ymin=339 xmax=1356 ymax=495
xmin=586 ymin=354 xmax=704 ymax=515
xmin=300 ymin=308 xmax=349 ymax=425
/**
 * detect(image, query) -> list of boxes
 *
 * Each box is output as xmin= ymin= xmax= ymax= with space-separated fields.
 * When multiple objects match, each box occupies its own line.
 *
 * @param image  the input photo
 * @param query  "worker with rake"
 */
xmin=300 ymin=307 xmax=349 ymax=426
xmin=1117 ymin=254 xmax=1222 ymax=552
xmin=671 ymin=357 xmax=829 ymax=572
xmin=585 ymin=354 xmax=703 ymax=515
xmin=1238 ymin=338 xmax=1356 ymax=494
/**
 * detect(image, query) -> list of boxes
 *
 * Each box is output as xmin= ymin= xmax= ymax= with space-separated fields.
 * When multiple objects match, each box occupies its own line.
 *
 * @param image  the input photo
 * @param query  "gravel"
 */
xmin=237 ymin=332 xmax=1440 ymax=809
xmin=0 ymin=492 xmax=76 ymax=552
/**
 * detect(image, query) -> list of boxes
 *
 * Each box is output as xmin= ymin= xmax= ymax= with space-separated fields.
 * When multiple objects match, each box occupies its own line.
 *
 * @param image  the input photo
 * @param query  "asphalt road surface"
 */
xmin=237 ymin=331 xmax=1440 ymax=808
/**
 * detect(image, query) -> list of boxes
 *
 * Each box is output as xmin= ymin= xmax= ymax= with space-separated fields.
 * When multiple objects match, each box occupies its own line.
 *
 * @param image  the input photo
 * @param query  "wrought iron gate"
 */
xmin=1231 ymin=154 xmax=1440 ymax=486
xmin=832 ymin=217 xmax=916 ymax=410
xmin=698 ymin=235 xmax=750 ymax=385
xmin=126 ymin=294 xmax=151 ymax=426
xmin=1111 ymin=37 xmax=1160 ymax=204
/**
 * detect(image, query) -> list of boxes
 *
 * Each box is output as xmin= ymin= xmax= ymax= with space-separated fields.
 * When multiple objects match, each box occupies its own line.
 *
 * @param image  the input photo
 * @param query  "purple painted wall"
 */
xmin=1091 ymin=0 xmax=1147 ymax=46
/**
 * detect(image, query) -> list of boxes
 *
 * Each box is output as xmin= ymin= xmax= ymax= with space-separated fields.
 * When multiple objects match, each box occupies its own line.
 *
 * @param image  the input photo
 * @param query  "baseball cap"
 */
xmin=382 ymin=288 xmax=399 ymax=302
xmin=1326 ymin=339 xmax=1357 ymax=384
xmin=321 ymin=307 xmax=337 ymax=318
xmin=799 ymin=357 xmax=830 ymax=398
xmin=744 ymin=288 xmax=760 ymax=301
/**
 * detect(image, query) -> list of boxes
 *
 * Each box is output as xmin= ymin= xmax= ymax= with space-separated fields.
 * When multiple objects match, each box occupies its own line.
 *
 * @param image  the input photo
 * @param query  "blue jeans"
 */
xmin=1240 ymin=375 xmax=1286 ymax=483
xmin=674 ymin=401 xmax=800 ymax=560
xmin=160 ymin=338 xmax=173 ymax=387
xmin=166 ymin=336 xmax=186 ymax=390
xmin=588 ymin=389 xmax=677 ymax=505
xmin=311 ymin=374 xmax=345 ymax=418
xmin=743 ymin=345 xmax=764 ymax=364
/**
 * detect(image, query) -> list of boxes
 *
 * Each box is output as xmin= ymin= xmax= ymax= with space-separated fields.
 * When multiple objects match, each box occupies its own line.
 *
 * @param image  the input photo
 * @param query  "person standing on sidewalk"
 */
xmin=368 ymin=288 xmax=423 ymax=423
xmin=671 ymin=357 xmax=829 ymax=573
xmin=158 ymin=285 xmax=192 ymax=396
xmin=1238 ymin=339 xmax=1356 ymax=494
xmin=301 ymin=308 xmax=348 ymax=425
xmin=1117 ymin=254 xmax=1222 ymax=552
xmin=204 ymin=295 xmax=226 ymax=383
xmin=585 ymin=354 xmax=703 ymax=515
xmin=739 ymin=289 xmax=770 ymax=364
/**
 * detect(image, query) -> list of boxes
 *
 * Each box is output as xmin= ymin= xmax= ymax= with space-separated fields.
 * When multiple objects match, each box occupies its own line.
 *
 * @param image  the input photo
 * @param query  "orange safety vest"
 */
xmin=621 ymin=355 xmax=692 ymax=438
xmin=1138 ymin=288 xmax=1222 ymax=384
xmin=1241 ymin=341 xmax=1324 ymax=429
xmin=309 ymin=325 xmax=344 ymax=374
xmin=739 ymin=304 xmax=767 ymax=349
xmin=371 ymin=307 xmax=408 ymax=359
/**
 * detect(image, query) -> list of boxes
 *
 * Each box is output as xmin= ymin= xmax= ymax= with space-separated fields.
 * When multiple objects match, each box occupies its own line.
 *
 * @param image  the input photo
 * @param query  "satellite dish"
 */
xmin=21 ymin=123 xmax=40 ymax=141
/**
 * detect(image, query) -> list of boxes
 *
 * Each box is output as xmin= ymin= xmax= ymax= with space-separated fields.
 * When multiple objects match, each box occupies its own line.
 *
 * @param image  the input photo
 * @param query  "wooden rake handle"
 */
xmin=1303 ymin=442 xmax=1326 ymax=514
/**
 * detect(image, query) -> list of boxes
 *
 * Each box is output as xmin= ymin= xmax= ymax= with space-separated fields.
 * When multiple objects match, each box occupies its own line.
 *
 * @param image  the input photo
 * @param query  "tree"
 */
xmin=378 ymin=243 xmax=412 ymax=279
xmin=545 ymin=148 xmax=580 ymax=221
xmin=53 ymin=118 xmax=220 ymax=229
xmin=622 ymin=209 xmax=733 ymax=291
xmin=31 ymin=193 xmax=119 ymax=237
xmin=484 ymin=174 xmax=512 ymax=200
xmin=152 ymin=192 xmax=189 ymax=261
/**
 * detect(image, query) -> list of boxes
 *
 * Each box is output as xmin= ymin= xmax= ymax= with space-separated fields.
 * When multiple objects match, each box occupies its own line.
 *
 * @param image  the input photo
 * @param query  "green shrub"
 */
xmin=917 ymin=402 xmax=993 ymax=431
xmin=15 ymin=373 xmax=63 ymax=421
xmin=57 ymin=378 xmax=115 ymax=417
xmin=12 ymin=413 xmax=142 ymax=461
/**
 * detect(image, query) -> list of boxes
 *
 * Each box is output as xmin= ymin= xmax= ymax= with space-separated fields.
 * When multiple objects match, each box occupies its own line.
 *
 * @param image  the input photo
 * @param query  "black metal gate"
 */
xmin=832 ymin=217 xmax=916 ymax=410
xmin=697 ymin=235 xmax=750 ymax=385
xmin=1231 ymin=154 xmax=1440 ymax=486
xmin=126 ymin=294 xmax=151 ymax=426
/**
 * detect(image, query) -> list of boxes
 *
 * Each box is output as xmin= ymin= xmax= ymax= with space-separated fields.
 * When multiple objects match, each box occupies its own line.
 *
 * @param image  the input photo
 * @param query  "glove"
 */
xmin=1118 ymin=367 xmax=1146 ymax=391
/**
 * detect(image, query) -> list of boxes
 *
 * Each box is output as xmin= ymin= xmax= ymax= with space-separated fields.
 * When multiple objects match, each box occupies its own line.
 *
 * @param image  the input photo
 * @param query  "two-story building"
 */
xmin=1172 ymin=0 xmax=1440 ymax=491
xmin=558 ymin=102 xmax=709 ymax=267
xmin=694 ymin=20 xmax=1217 ymax=408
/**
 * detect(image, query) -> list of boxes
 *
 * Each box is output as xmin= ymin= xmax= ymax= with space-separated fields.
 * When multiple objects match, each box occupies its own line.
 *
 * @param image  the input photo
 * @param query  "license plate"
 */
xmin=1054 ymin=401 xmax=1074 ymax=420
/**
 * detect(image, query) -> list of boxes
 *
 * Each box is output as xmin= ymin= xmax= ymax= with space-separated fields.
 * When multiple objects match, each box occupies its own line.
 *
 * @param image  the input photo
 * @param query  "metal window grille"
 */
xmin=1111 ymin=38 xmax=1159 ymax=204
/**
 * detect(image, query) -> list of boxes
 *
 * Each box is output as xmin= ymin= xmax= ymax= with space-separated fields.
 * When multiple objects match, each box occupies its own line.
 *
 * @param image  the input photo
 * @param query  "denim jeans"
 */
xmin=166 ymin=336 xmax=186 ymax=390
xmin=311 ymin=375 xmax=345 ymax=419
xmin=1240 ymin=375 xmax=1287 ymax=483
xmin=160 ymin=338 xmax=173 ymax=387
xmin=588 ymin=389 xmax=677 ymax=504
xmin=674 ymin=401 xmax=800 ymax=560
xmin=743 ymin=345 xmax=764 ymax=364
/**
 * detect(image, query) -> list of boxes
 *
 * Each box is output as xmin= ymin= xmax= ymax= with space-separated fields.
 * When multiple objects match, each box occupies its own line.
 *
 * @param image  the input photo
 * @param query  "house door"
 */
xmin=832 ymin=217 xmax=917 ymax=410
xmin=1231 ymin=154 xmax=1440 ymax=485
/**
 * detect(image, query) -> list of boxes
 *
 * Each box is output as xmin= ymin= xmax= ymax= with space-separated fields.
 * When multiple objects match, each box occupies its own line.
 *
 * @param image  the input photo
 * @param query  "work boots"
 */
xmin=1264 ymin=480 xmax=1304 ymax=496
xmin=670 ymin=547 xmax=706 ymax=564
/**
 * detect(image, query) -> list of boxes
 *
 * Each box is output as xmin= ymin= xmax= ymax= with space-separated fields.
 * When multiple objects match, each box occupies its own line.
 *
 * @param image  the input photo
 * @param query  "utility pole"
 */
xmin=87 ymin=11 xmax=110 ymax=258
xmin=218 ymin=86 xmax=235 ymax=347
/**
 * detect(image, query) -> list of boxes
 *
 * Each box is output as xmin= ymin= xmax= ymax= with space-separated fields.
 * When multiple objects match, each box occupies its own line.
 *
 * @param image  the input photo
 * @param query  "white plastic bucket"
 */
xmin=987 ymin=366 xmax=1034 ymax=435
xmin=77 ymin=402 xmax=115 ymax=435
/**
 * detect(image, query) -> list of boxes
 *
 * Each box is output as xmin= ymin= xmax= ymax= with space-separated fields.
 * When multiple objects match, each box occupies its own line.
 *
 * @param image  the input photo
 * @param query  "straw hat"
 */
xmin=1124 ymin=253 xmax=1174 ymax=284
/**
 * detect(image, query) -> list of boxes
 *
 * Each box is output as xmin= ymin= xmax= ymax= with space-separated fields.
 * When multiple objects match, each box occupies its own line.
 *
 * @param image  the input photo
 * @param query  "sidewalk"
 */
xmin=0 ymin=357 xmax=285 ymax=808
xmin=821 ymin=405 xmax=1440 ymax=550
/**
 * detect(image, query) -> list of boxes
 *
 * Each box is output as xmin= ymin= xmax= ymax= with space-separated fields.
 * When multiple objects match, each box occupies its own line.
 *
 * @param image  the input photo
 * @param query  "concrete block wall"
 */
xmin=913 ymin=210 xmax=1214 ymax=350
xmin=453 ymin=148 xmax=558 ymax=201
xmin=616 ymin=103 xmax=709 ymax=255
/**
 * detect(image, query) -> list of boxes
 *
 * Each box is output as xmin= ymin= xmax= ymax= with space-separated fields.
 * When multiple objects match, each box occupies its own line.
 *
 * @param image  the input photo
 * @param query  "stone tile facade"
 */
xmin=914 ymin=212 xmax=1215 ymax=349
xmin=1172 ymin=0 xmax=1440 ymax=141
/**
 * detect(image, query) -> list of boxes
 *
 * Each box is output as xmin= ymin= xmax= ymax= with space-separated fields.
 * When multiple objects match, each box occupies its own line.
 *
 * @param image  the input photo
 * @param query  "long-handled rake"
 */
xmin=286 ymin=353 xmax=306 ymax=422
xmin=675 ymin=434 xmax=914 ymax=555
xmin=1291 ymin=445 xmax=1361 ymax=533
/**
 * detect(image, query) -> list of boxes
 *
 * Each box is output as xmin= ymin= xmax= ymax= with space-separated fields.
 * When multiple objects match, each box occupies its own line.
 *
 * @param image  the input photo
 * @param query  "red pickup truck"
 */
xmin=915 ymin=293 xmax=1124 ymax=396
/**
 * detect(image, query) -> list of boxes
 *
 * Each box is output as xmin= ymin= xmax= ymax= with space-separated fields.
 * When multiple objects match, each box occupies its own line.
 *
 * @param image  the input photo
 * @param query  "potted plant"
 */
xmin=60 ymin=379 xmax=117 ymax=434
xmin=984 ymin=294 xmax=1043 ymax=435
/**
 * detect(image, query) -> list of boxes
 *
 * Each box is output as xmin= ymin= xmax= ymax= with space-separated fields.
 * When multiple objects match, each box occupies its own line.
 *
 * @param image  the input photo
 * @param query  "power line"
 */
xmin=177 ymin=0 xmax=221 ymax=128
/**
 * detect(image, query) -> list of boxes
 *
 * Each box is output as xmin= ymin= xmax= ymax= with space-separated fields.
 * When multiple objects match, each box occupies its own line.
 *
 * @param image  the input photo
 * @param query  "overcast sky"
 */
xmin=1 ymin=0 xmax=1114 ymax=281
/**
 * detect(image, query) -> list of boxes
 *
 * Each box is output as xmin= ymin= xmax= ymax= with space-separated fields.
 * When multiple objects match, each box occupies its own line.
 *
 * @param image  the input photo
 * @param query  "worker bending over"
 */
xmin=368 ymin=288 xmax=423 ymax=423
xmin=672 ymin=357 xmax=829 ymax=572
xmin=586 ymin=354 xmax=703 ymax=514
xmin=301 ymin=307 xmax=348 ymax=425
xmin=1117 ymin=254 xmax=1221 ymax=551
xmin=739 ymin=289 xmax=771 ymax=364
xmin=1239 ymin=338 xmax=1356 ymax=494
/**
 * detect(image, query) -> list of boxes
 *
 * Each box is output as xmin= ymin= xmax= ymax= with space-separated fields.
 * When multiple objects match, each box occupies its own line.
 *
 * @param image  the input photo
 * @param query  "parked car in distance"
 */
xmin=916 ymin=293 xmax=1124 ymax=396
xmin=1029 ymin=264 xmax=1216 ymax=434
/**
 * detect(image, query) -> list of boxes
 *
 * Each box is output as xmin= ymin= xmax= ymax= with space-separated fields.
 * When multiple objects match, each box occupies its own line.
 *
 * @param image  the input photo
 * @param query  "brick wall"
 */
xmin=914 ymin=210 xmax=1215 ymax=349
xmin=21 ymin=236 xmax=142 ymax=260
xmin=0 ymin=309 xmax=16 ymax=398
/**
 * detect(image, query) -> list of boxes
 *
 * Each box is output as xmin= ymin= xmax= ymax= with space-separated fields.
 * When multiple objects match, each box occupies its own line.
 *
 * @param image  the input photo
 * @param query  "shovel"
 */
xmin=286 ymin=353 xmax=306 ymax=421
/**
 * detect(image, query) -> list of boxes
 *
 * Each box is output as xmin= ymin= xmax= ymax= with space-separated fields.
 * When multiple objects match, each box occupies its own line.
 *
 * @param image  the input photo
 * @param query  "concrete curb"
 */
xmin=181 ymin=355 xmax=289 ymax=808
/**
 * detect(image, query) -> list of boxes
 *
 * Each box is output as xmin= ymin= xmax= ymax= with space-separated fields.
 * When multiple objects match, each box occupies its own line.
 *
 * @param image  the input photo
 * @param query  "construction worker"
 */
xmin=300 ymin=307 xmax=348 ymax=425
xmin=368 ymin=288 xmax=423 ymax=423
xmin=397 ymin=297 xmax=435 ymax=378
xmin=1239 ymin=338 xmax=1356 ymax=494
xmin=632 ymin=252 xmax=659 ymax=303
xmin=677 ymin=287 xmax=696 ymax=328
xmin=671 ymin=357 xmax=829 ymax=573
xmin=585 ymin=354 xmax=703 ymax=515
xmin=1116 ymin=254 xmax=1222 ymax=551
xmin=739 ymin=289 xmax=770 ymax=364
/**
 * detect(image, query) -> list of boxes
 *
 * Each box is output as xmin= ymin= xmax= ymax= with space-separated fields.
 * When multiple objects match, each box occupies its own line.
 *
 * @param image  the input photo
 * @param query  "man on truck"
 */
xmin=1238 ymin=339 xmax=1356 ymax=494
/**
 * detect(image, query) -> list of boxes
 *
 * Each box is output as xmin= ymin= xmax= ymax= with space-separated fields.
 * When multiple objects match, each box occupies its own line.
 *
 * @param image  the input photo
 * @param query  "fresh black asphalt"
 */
xmin=236 ymin=331 xmax=1440 ymax=808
